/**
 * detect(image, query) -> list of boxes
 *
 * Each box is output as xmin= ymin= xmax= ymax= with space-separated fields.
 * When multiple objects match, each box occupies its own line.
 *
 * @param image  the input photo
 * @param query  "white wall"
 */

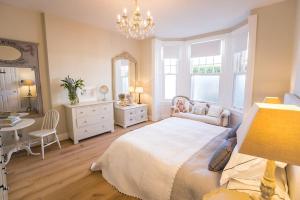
xmin=291 ymin=0 xmax=300 ymax=96
xmin=44 ymin=14 xmax=141 ymax=134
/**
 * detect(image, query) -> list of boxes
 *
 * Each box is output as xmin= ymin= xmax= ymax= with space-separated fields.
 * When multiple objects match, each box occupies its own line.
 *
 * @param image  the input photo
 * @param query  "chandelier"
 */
xmin=116 ymin=0 xmax=154 ymax=40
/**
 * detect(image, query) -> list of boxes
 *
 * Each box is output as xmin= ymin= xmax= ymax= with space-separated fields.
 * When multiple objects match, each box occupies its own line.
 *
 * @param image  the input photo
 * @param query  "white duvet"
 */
xmin=91 ymin=117 xmax=228 ymax=200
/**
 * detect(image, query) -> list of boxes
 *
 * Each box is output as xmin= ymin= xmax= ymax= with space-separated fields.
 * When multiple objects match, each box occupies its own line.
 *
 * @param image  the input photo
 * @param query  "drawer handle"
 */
xmin=141 ymin=115 xmax=144 ymax=118
xmin=80 ymin=111 xmax=83 ymax=114
xmin=84 ymin=130 xmax=88 ymax=133
xmin=3 ymin=186 xmax=9 ymax=191
xmin=84 ymin=120 xmax=87 ymax=123
xmin=130 ymin=118 xmax=133 ymax=121
xmin=92 ymin=109 xmax=96 ymax=112
xmin=102 ymin=125 xmax=105 ymax=128
xmin=101 ymin=116 xmax=104 ymax=119
xmin=140 ymin=110 xmax=144 ymax=112
xmin=130 ymin=112 xmax=133 ymax=115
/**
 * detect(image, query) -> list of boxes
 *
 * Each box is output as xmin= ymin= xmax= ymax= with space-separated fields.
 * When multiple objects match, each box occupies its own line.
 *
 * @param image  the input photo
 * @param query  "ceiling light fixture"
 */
xmin=116 ymin=0 xmax=154 ymax=40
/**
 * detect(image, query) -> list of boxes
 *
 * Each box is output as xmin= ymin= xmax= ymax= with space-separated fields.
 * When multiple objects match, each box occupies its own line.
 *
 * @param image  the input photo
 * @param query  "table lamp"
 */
xmin=21 ymin=79 xmax=35 ymax=112
xmin=135 ymin=87 xmax=143 ymax=104
xmin=237 ymin=103 xmax=300 ymax=200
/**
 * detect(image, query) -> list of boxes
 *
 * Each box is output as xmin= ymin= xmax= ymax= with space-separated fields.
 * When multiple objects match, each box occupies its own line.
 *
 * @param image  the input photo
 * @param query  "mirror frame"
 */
xmin=0 ymin=38 xmax=43 ymax=116
xmin=112 ymin=52 xmax=137 ymax=100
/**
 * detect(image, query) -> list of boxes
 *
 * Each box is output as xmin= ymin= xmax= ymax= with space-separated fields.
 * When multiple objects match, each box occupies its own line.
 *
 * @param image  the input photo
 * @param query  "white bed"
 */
xmin=91 ymin=94 xmax=300 ymax=200
xmin=91 ymin=117 xmax=229 ymax=200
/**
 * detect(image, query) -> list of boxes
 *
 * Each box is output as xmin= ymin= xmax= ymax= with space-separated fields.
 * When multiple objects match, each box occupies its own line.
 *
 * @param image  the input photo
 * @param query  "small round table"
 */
xmin=0 ymin=119 xmax=40 ymax=165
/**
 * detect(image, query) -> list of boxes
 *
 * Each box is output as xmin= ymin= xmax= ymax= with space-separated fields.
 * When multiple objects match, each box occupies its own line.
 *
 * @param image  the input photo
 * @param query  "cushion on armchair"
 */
xmin=192 ymin=102 xmax=207 ymax=115
xmin=207 ymin=105 xmax=223 ymax=118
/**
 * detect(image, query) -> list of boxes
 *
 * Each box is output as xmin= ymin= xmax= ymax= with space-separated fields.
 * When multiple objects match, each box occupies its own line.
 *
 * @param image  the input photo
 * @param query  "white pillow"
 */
xmin=220 ymin=147 xmax=287 ymax=186
xmin=192 ymin=103 xmax=207 ymax=115
xmin=207 ymin=105 xmax=223 ymax=117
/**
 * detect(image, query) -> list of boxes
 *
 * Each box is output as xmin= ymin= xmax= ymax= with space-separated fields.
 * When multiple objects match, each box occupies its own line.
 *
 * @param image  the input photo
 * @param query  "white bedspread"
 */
xmin=91 ymin=117 xmax=228 ymax=200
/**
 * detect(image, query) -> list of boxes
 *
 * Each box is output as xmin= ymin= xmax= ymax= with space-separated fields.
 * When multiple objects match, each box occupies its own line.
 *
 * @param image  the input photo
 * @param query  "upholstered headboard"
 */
xmin=284 ymin=93 xmax=300 ymax=200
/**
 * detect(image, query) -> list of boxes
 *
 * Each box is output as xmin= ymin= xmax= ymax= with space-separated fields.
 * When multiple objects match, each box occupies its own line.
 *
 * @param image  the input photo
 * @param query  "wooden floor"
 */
xmin=7 ymin=122 xmax=152 ymax=200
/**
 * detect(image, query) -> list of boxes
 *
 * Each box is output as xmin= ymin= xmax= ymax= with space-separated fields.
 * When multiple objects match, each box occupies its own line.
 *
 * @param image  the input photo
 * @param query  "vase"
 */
xmin=68 ymin=89 xmax=79 ymax=105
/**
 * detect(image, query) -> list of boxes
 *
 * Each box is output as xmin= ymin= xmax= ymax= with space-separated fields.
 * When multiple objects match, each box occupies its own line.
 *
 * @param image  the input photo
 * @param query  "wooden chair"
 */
xmin=29 ymin=110 xmax=61 ymax=159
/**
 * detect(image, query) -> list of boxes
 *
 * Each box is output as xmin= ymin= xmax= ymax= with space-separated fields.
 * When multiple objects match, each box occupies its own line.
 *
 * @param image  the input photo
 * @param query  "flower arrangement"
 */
xmin=60 ymin=75 xmax=85 ymax=105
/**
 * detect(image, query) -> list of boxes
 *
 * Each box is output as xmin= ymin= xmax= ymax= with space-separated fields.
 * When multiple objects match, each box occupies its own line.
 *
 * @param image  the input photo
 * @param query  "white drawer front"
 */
xmin=76 ymin=106 xmax=90 ymax=117
xmin=77 ymin=121 xmax=112 ymax=140
xmin=136 ymin=106 xmax=147 ymax=115
xmin=136 ymin=113 xmax=147 ymax=122
xmin=76 ymin=103 xmax=113 ymax=118
xmin=76 ymin=114 xmax=112 ymax=128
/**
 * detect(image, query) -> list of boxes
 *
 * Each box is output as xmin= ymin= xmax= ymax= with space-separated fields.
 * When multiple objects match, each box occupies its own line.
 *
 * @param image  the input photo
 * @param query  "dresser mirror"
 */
xmin=112 ymin=52 xmax=137 ymax=100
xmin=0 ymin=38 xmax=43 ymax=116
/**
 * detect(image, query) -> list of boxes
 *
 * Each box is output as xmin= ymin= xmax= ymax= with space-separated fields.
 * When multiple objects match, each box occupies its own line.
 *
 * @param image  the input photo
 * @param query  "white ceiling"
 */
xmin=0 ymin=0 xmax=285 ymax=38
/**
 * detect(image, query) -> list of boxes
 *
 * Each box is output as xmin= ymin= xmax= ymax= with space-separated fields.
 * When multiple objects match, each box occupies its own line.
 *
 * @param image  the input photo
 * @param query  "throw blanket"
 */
xmin=91 ymin=117 xmax=228 ymax=200
xmin=170 ymin=131 xmax=228 ymax=200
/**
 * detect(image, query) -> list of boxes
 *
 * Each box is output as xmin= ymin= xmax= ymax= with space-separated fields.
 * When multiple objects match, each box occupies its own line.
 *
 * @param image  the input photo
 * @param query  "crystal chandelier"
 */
xmin=116 ymin=0 xmax=154 ymax=40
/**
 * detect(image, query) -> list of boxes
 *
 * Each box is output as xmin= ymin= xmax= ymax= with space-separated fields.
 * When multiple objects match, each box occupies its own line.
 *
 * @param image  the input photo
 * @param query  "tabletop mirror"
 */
xmin=112 ymin=52 xmax=137 ymax=100
xmin=0 ymin=38 xmax=43 ymax=116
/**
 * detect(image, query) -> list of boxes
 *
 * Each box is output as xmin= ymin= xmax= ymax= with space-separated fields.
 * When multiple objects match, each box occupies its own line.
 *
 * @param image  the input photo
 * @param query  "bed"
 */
xmin=91 ymin=93 xmax=300 ymax=200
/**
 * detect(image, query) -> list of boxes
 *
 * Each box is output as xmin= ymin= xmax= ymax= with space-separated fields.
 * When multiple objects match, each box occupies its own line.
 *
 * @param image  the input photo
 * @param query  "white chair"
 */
xmin=29 ymin=110 xmax=61 ymax=159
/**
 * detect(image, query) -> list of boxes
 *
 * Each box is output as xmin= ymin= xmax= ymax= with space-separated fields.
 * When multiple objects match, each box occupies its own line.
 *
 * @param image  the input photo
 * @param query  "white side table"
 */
xmin=114 ymin=104 xmax=148 ymax=128
xmin=0 ymin=119 xmax=40 ymax=165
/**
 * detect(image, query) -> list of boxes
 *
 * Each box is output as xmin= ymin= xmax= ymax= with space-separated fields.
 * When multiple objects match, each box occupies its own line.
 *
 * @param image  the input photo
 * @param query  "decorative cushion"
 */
xmin=207 ymin=105 xmax=223 ymax=118
xmin=226 ymin=123 xmax=241 ymax=139
xmin=208 ymin=137 xmax=237 ymax=172
xmin=192 ymin=102 xmax=207 ymax=115
xmin=175 ymin=98 xmax=189 ymax=113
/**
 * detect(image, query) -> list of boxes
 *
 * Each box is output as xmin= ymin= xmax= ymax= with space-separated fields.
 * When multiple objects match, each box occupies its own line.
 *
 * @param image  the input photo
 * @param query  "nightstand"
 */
xmin=203 ymin=188 xmax=253 ymax=200
xmin=114 ymin=103 xmax=148 ymax=128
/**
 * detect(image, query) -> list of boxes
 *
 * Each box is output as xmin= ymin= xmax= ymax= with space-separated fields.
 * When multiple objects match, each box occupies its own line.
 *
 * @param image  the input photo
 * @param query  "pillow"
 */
xmin=226 ymin=123 xmax=241 ymax=139
xmin=175 ymin=98 xmax=189 ymax=113
xmin=192 ymin=102 xmax=207 ymax=115
xmin=208 ymin=137 xmax=237 ymax=172
xmin=207 ymin=105 xmax=223 ymax=118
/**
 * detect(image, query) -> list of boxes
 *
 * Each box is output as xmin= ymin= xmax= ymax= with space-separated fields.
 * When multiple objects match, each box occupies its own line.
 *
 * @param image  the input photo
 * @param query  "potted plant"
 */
xmin=60 ymin=75 xmax=85 ymax=105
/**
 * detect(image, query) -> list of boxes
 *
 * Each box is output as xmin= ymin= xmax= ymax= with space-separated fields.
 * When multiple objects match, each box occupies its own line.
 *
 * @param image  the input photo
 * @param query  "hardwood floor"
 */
xmin=7 ymin=122 xmax=152 ymax=200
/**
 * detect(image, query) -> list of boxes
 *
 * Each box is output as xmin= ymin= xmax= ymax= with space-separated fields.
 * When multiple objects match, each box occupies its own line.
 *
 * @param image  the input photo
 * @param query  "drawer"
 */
xmin=136 ymin=113 xmax=147 ymax=122
xmin=124 ymin=109 xmax=136 ymax=118
xmin=76 ymin=114 xmax=112 ymax=128
xmin=77 ymin=121 xmax=112 ymax=140
xmin=136 ymin=106 xmax=147 ymax=115
xmin=76 ymin=106 xmax=90 ymax=117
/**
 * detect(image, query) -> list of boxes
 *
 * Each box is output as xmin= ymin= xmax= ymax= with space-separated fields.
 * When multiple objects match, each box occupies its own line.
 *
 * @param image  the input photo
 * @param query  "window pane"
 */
xmin=164 ymin=59 xmax=170 ymax=66
xmin=191 ymin=75 xmax=219 ymax=102
xmin=165 ymin=75 xmax=176 ymax=99
xmin=200 ymin=57 xmax=206 ymax=65
xmin=206 ymin=56 xmax=213 ymax=64
xmin=214 ymin=55 xmax=221 ymax=64
xmin=170 ymin=65 xmax=177 ymax=74
xmin=233 ymin=74 xmax=246 ymax=109
xmin=164 ymin=65 xmax=170 ymax=74
xmin=170 ymin=59 xmax=177 ymax=65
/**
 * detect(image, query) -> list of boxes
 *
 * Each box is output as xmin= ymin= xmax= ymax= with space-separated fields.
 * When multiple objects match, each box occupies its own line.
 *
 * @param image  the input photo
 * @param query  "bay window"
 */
xmin=190 ymin=40 xmax=222 ymax=103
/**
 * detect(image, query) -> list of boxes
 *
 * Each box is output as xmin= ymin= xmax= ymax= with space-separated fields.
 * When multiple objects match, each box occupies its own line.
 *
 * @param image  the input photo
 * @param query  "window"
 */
xmin=190 ymin=40 xmax=222 ymax=102
xmin=233 ymin=50 xmax=248 ymax=109
xmin=120 ymin=64 xmax=129 ymax=93
xmin=163 ymin=58 xmax=177 ymax=99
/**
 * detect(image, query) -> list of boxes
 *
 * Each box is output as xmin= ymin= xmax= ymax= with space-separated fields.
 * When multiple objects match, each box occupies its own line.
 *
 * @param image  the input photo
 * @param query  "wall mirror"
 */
xmin=112 ymin=52 xmax=137 ymax=100
xmin=0 ymin=38 xmax=43 ymax=116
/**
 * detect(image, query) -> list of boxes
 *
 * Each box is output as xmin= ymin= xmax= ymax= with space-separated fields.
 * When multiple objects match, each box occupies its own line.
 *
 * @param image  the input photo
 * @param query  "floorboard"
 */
xmin=7 ymin=122 xmax=152 ymax=200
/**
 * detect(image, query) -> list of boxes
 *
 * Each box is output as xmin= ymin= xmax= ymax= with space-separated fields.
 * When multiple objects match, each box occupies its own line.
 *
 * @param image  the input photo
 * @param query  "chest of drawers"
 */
xmin=64 ymin=101 xmax=114 ymax=144
xmin=114 ymin=104 xmax=148 ymax=128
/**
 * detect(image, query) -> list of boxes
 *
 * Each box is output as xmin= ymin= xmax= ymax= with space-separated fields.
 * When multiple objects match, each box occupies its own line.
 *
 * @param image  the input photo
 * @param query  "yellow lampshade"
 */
xmin=21 ymin=79 xmax=35 ymax=86
xmin=263 ymin=97 xmax=282 ymax=104
xmin=238 ymin=103 xmax=300 ymax=166
xmin=135 ymin=87 xmax=143 ymax=93
xmin=129 ymin=86 xmax=135 ymax=93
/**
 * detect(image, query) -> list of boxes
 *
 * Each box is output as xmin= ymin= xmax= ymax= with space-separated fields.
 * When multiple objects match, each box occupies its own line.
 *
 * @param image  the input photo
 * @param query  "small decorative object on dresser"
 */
xmin=64 ymin=101 xmax=114 ymax=144
xmin=203 ymin=188 xmax=252 ymax=200
xmin=114 ymin=103 xmax=148 ymax=128
xmin=99 ymin=85 xmax=109 ymax=101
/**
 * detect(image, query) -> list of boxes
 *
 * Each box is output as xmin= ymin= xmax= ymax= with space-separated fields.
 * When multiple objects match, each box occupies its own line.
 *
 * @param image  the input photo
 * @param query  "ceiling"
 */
xmin=0 ymin=0 xmax=285 ymax=38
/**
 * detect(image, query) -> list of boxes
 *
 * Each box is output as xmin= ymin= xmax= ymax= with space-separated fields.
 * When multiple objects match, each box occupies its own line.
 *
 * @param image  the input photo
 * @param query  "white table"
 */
xmin=0 ymin=119 xmax=39 ymax=165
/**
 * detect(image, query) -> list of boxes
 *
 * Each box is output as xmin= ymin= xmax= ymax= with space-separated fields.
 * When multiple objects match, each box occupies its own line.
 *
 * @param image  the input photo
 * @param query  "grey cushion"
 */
xmin=226 ymin=123 xmax=241 ymax=139
xmin=208 ymin=137 xmax=237 ymax=172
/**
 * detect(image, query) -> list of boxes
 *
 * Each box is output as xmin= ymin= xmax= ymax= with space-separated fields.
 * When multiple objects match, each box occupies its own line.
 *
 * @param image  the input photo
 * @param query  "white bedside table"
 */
xmin=114 ymin=104 xmax=148 ymax=128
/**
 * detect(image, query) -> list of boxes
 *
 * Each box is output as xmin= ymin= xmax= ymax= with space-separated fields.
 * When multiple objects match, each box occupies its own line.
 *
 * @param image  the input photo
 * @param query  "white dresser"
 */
xmin=64 ymin=101 xmax=114 ymax=144
xmin=0 ymin=135 xmax=8 ymax=200
xmin=114 ymin=104 xmax=148 ymax=128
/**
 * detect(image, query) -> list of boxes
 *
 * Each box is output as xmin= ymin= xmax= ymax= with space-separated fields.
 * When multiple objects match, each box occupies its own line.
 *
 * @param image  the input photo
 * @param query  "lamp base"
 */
xmin=260 ymin=160 xmax=276 ymax=200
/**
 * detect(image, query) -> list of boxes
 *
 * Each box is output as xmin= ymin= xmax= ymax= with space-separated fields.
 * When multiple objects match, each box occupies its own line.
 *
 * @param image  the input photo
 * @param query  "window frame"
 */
xmin=162 ymin=58 xmax=178 ymax=100
xmin=188 ymin=39 xmax=224 ymax=103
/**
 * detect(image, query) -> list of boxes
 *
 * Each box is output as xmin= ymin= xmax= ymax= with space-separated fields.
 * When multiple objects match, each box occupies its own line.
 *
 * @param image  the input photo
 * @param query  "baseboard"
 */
xmin=58 ymin=132 xmax=69 ymax=141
